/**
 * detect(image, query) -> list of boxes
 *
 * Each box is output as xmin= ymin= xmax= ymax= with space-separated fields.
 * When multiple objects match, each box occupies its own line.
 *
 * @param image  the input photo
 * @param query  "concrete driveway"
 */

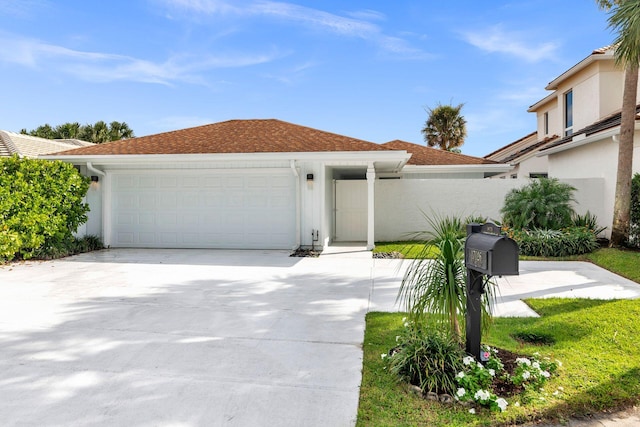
xmin=1 ymin=249 xmax=639 ymax=426
xmin=0 ymin=248 xmax=383 ymax=427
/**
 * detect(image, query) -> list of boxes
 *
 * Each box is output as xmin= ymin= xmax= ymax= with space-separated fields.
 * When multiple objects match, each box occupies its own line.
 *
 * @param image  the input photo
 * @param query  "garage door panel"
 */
xmin=111 ymin=172 xmax=296 ymax=249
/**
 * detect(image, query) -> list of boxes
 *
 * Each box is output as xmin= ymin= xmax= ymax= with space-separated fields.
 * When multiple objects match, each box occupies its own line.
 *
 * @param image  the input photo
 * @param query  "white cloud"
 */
xmin=0 ymin=34 xmax=279 ymax=85
xmin=462 ymin=25 xmax=559 ymax=63
xmin=345 ymin=9 xmax=386 ymax=22
xmin=156 ymin=0 xmax=428 ymax=59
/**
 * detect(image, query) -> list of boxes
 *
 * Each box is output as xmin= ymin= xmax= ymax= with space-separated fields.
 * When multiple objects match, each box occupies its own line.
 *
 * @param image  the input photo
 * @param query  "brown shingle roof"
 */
xmin=484 ymin=131 xmax=537 ymax=160
xmin=54 ymin=119 xmax=394 ymax=156
xmin=381 ymin=140 xmax=498 ymax=165
xmin=500 ymin=135 xmax=559 ymax=163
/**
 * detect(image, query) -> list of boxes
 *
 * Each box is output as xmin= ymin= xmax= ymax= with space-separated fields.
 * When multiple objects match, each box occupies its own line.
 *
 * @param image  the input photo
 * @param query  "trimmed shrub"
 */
xmin=388 ymin=321 xmax=465 ymax=395
xmin=509 ymin=227 xmax=599 ymax=257
xmin=630 ymin=173 xmax=640 ymax=248
xmin=0 ymin=156 xmax=90 ymax=262
xmin=501 ymin=178 xmax=576 ymax=230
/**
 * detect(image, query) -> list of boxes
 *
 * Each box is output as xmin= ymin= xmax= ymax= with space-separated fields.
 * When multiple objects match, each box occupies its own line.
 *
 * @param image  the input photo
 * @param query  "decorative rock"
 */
xmin=408 ymin=385 xmax=423 ymax=396
xmin=439 ymin=394 xmax=454 ymax=404
xmin=425 ymin=392 xmax=439 ymax=401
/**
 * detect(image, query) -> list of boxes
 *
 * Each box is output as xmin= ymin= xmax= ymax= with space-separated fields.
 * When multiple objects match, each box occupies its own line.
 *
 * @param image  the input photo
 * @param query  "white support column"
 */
xmin=366 ymin=165 xmax=375 ymax=250
xmin=102 ymin=171 xmax=112 ymax=248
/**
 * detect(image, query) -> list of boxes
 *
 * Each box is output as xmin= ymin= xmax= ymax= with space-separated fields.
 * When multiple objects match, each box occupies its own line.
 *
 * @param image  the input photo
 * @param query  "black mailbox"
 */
xmin=465 ymin=223 xmax=518 ymax=276
xmin=465 ymin=222 xmax=519 ymax=362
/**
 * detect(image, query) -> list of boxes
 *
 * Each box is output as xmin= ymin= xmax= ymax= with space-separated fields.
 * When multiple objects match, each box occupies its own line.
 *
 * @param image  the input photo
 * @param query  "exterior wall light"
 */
xmin=306 ymin=173 xmax=314 ymax=181
xmin=91 ymin=176 xmax=99 ymax=182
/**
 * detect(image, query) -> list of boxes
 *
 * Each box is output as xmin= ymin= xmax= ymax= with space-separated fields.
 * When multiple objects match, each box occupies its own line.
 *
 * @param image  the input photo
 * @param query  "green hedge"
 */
xmin=0 ymin=156 xmax=90 ymax=262
xmin=510 ymin=227 xmax=599 ymax=257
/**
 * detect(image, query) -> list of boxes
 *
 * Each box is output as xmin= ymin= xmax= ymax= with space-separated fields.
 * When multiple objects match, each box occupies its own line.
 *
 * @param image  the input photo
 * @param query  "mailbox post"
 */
xmin=464 ymin=222 xmax=519 ymax=361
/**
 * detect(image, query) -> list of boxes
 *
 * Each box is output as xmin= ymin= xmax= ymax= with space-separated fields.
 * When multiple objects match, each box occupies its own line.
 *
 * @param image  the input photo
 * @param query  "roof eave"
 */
xmin=42 ymin=150 xmax=412 ymax=166
xmin=537 ymin=124 xmax=637 ymax=156
xmin=544 ymin=50 xmax=614 ymax=91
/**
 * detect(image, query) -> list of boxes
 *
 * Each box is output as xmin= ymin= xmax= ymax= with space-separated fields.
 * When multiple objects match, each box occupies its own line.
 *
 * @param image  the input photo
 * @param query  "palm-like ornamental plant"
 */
xmin=397 ymin=215 xmax=467 ymax=340
xmin=501 ymin=178 xmax=576 ymax=230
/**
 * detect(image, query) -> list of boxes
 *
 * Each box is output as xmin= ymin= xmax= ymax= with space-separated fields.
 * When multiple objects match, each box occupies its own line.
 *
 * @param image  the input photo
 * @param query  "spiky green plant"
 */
xmin=501 ymin=178 xmax=576 ymax=230
xmin=397 ymin=214 xmax=496 ymax=341
xmin=397 ymin=214 xmax=466 ymax=339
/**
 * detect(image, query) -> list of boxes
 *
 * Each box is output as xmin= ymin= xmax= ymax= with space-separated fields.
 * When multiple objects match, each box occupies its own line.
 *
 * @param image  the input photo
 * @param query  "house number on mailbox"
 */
xmin=468 ymin=249 xmax=487 ymax=270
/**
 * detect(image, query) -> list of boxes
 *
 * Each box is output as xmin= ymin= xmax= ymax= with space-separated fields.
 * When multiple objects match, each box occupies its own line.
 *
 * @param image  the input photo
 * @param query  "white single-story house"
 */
xmin=44 ymin=119 xmax=512 ymax=250
xmin=0 ymin=130 xmax=93 ymax=158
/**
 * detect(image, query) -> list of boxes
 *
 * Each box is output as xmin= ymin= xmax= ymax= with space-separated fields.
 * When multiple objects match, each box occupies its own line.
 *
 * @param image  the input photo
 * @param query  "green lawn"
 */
xmin=359 ymin=299 xmax=640 ymax=426
xmin=359 ymin=245 xmax=640 ymax=425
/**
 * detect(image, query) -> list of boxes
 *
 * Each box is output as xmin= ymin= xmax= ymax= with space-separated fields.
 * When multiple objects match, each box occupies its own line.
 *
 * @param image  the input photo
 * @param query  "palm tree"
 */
xmin=598 ymin=0 xmax=639 ymax=246
xmin=108 ymin=121 xmax=134 ymax=141
xmin=422 ymin=103 xmax=467 ymax=152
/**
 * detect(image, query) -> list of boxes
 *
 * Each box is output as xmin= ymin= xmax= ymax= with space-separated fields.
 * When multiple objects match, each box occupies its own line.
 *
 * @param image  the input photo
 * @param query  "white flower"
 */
xmin=477 ymin=362 xmax=484 ymax=369
xmin=456 ymin=387 xmax=466 ymax=397
xmin=496 ymin=397 xmax=508 ymax=412
xmin=474 ymin=389 xmax=490 ymax=401
xmin=468 ymin=408 xmax=476 ymax=414
xmin=395 ymin=335 xmax=401 ymax=342
xmin=516 ymin=357 xmax=531 ymax=366
xmin=558 ymin=386 xmax=564 ymax=391
xmin=532 ymin=361 xmax=540 ymax=369
xmin=457 ymin=371 xmax=465 ymax=379
xmin=489 ymin=369 xmax=496 ymax=377
xmin=463 ymin=356 xmax=475 ymax=366
xmin=522 ymin=370 xmax=531 ymax=380
xmin=556 ymin=360 xmax=563 ymax=367
xmin=381 ymin=353 xmax=387 ymax=359
xmin=401 ymin=317 xmax=406 ymax=322
xmin=514 ymin=401 xmax=520 ymax=407
xmin=541 ymin=370 xmax=551 ymax=378
xmin=553 ymin=390 xmax=560 ymax=396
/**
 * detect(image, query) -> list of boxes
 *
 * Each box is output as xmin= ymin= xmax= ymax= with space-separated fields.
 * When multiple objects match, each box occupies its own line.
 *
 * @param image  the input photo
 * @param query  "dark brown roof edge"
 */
xmin=541 ymin=104 xmax=640 ymax=152
xmin=483 ymin=131 xmax=537 ymax=159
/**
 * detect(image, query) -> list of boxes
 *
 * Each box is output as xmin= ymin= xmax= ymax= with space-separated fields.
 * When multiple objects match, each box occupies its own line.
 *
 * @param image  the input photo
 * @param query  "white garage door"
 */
xmin=110 ymin=171 xmax=296 ymax=249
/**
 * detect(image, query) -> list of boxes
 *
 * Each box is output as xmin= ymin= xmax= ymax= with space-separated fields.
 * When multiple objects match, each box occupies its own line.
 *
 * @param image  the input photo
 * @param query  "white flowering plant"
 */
xmin=455 ymin=345 xmax=509 ymax=412
xmin=511 ymin=352 xmax=559 ymax=390
xmin=453 ymin=346 xmax=560 ymax=413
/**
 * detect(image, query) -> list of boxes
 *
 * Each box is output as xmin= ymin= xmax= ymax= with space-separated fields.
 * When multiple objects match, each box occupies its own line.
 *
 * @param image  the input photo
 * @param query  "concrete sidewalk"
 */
xmin=369 ymin=259 xmax=640 ymax=316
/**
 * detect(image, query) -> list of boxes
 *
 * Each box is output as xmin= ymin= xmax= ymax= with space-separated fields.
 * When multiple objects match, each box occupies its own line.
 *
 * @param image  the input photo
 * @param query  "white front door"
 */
xmin=110 ymin=171 xmax=296 ymax=249
xmin=334 ymin=180 xmax=367 ymax=242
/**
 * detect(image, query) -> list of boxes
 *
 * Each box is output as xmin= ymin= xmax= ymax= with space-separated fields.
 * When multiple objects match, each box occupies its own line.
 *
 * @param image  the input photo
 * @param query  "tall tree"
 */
xmin=422 ymin=103 xmax=467 ymax=152
xmin=598 ymin=0 xmax=639 ymax=246
xmin=21 ymin=121 xmax=135 ymax=144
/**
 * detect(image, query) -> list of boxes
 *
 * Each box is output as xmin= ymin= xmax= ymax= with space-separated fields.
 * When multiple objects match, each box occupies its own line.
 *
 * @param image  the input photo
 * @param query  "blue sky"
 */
xmin=0 ymin=0 xmax=614 ymax=157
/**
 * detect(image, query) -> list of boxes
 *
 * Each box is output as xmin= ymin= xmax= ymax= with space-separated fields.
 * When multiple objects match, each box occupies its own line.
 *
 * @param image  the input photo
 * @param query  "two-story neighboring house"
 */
xmin=488 ymin=45 xmax=640 ymax=236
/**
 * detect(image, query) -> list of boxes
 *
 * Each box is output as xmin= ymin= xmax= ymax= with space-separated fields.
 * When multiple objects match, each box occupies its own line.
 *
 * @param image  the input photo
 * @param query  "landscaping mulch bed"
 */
xmin=290 ymin=248 xmax=322 ymax=257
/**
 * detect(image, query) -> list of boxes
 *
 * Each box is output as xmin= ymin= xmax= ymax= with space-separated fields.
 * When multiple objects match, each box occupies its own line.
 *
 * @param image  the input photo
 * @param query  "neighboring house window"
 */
xmin=543 ymin=112 xmax=549 ymax=135
xmin=529 ymin=173 xmax=548 ymax=178
xmin=564 ymin=90 xmax=573 ymax=136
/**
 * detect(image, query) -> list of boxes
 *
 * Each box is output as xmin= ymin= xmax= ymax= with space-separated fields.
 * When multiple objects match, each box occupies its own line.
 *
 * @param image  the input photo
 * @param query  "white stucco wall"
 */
xmin=297 ymin=161 xmax=324 ymax=248
xmin=374 ymin=178 xmax=605 ymax=242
